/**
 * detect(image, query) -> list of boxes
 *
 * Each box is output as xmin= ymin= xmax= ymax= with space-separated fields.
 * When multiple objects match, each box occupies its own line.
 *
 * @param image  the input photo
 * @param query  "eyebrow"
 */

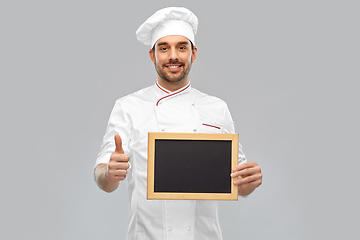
xmin=177 ymin=41 xmax=190 ymax=45
xmin=156 ymin=42 xmax=168 ymax=47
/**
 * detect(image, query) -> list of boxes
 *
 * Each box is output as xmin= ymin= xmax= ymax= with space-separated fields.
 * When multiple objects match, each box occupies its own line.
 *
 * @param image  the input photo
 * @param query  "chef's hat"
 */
xmin=136 ymin=7 xmax=198 ymax=48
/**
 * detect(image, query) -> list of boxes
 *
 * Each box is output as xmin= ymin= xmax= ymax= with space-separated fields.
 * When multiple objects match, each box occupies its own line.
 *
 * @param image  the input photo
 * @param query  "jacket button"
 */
xmin=187 ymin=226 xmax=191 ymax=231
xmin=168 ymin=227 xmax=172 ymax=231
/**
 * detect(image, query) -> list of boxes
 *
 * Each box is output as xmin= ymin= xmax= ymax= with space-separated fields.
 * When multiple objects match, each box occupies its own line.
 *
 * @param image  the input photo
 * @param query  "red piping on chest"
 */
xmin=202 ymin=123 xmax=221 ymax=129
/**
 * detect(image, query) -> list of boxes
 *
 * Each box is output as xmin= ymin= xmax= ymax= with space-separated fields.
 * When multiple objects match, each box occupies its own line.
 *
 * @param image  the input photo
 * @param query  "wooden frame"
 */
xmin=147 ymin=132 xmax=238 ymax=200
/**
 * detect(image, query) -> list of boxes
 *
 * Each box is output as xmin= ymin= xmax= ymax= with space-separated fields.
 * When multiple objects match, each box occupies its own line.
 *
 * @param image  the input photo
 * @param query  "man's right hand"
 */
xmin=108 ymin=134 xmax=130 ymax=182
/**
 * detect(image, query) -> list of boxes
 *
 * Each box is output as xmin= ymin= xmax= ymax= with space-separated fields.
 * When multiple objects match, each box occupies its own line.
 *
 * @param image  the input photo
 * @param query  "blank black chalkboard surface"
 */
xmin=147 ymin=132 xmax=239 ymax=200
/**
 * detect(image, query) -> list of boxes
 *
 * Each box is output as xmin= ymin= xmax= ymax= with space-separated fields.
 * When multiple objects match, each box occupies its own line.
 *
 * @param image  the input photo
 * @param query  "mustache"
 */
xmin=166 ymin=59 xmax=183 ymax=65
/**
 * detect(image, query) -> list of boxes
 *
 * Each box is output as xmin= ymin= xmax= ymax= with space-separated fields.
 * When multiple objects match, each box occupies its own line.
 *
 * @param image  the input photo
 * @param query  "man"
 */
xmin=94 ymin=7 xmax=262 ymax=240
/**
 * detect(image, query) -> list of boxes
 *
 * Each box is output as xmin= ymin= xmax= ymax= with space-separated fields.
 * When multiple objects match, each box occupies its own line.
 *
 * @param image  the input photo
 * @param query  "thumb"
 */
xmin=114 ymin=134 xmax=124 ymax=154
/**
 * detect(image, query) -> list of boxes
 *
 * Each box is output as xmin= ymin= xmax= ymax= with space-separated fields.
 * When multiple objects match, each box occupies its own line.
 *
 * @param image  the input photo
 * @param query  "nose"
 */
xmin=169 ymin=48 xmax=178 ymax=61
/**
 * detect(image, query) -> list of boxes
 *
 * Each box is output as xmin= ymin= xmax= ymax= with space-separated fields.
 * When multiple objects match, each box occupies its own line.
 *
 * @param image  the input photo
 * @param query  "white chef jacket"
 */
xmin=95 ymin=81 xmax=246 ymax=240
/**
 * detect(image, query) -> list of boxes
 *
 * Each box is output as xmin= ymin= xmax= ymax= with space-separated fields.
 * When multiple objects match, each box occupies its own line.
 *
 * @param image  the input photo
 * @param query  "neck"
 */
xmin=157 ymin=78 xmax=190 ymax=92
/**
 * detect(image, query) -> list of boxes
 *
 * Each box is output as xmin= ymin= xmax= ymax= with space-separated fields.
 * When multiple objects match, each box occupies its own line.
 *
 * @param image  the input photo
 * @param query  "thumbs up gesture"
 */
xmin=108 ymin=134 xmax=130 ymax=182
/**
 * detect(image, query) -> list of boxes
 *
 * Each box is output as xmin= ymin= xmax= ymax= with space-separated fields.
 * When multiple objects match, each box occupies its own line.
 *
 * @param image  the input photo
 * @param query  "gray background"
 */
xmin=1 ymin=0 xmax=359 ymax=239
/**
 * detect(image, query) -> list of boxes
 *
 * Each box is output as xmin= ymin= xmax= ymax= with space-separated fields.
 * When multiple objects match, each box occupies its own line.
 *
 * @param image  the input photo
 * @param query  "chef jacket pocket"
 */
xmin=199 ymin=122 xmax=222 ymax=133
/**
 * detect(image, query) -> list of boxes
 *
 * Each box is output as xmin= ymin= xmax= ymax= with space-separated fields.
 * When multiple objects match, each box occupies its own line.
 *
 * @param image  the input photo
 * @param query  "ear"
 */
xmin=149 ymin=49 xmax=156 ymax=65
xmin=191 ymin=45 xmax=198 ymax=63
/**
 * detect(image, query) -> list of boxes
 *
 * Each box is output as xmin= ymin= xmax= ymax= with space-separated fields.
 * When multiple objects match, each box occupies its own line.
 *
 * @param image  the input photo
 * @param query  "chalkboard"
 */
xmin=147 ymin=132 xmax=239 ymax=200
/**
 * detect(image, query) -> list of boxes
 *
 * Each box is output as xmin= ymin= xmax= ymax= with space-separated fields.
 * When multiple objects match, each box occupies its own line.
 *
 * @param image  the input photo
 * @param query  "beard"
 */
xmin=154 ymin=59 xmax=192 ymax=83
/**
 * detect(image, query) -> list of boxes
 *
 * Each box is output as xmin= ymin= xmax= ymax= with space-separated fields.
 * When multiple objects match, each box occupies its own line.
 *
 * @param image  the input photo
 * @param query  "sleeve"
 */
xmin=94 ymin=99 xmax=132 ymax=169
xmin=222 ymin=103 xmax=247 ymax=165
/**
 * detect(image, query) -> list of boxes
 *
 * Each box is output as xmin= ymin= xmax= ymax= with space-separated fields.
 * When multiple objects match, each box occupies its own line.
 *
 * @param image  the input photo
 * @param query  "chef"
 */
xmin=94 ymin=7 xmax=262 ymax=240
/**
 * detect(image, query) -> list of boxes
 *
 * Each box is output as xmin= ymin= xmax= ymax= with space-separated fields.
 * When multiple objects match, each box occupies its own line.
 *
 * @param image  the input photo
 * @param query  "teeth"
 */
xmin=168 ymin=66 xmax=180 ymax=69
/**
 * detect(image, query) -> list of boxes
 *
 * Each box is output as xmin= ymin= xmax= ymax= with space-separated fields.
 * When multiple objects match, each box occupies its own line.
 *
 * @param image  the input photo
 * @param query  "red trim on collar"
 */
xmin=156 ymin=83 xmax=191 ymax=106
xmin=156 ymin=82 xmax=169 ymax=94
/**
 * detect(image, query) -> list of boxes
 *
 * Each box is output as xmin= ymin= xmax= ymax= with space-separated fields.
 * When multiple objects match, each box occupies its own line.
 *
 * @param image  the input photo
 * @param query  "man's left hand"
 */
xmin=231 ymin=162 xmax=262 ymax=196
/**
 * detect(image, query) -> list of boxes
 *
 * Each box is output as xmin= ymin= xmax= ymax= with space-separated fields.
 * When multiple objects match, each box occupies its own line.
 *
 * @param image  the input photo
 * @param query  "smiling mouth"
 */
xmin=166 ymin=65 xmax=182 ymax=71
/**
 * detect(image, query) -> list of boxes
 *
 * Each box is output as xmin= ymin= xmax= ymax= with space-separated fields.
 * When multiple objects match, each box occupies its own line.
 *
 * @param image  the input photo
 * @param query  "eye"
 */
xmin=160 ymin=47 xmax=168 ymax=51
xmin=179 ymin=46 xmax=186 ymax=50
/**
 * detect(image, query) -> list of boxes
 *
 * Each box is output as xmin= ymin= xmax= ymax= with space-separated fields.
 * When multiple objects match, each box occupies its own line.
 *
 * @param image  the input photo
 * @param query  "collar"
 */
xmin=155 ymin=81 xmax=171 ymax=95
xmin=155 ymin=81 xmax=192 ymax=106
